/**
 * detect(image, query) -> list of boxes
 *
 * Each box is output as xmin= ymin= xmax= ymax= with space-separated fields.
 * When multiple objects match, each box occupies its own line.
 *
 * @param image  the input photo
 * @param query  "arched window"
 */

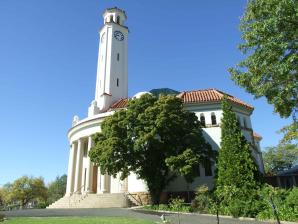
xmin=116 ymin=16 xmax=120 ymax=24
xmin=117 ymin=78 xmax=119 ymax=87
xmin=110 ymin=15 xmax=113 ymax=22
xmin=200 ymin=113 xmax=206 ymax=127
xmin=211 ymin=113 xmax=217 ymax=125
xmin=117 ymin=53 xmax=120 ymax=61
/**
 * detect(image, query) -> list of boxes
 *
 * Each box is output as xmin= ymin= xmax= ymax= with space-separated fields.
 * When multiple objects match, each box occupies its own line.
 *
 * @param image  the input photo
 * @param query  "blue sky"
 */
xmin=0 ymin=0 xmax=291 ymax=185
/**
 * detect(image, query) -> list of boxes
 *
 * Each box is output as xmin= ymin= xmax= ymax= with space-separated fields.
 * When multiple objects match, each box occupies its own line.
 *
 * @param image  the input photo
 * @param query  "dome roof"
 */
xmin=133 ymin=91 xmax=152 ymax=99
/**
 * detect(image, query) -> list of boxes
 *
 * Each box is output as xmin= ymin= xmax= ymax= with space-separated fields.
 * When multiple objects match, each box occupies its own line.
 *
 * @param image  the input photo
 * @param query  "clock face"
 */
xmin=114 ymin=31 xmax=124 ymax=41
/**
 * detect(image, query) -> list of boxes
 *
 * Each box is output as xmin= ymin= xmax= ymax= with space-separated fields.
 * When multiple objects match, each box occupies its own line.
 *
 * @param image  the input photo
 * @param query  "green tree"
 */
xmin=263 ymin=143 xmax=298 ymax=174
xmin=215 ymin=97 xmax=262 ymax=217
xmin=89 ymin=94 xmax=213 ymax=204
xmin=229 ymin=0 xmax=298 ymax=141
xmin=0 ymin=187 xmax=9 ymax=207
xmin=47 ymin=175 xmax=67 ymax=204
xmin=10 ymin=176 xmax=48 ymax=207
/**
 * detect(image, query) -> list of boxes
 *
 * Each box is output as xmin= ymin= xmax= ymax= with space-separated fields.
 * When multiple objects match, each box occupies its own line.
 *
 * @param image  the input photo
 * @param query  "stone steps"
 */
xmin=47 ymin=193 xmax=128 ymax=209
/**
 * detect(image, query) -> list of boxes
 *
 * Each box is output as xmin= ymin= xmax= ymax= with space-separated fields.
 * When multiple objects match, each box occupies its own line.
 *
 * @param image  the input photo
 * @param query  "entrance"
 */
xmin=92 ymin=166 xmax=98 ymax=193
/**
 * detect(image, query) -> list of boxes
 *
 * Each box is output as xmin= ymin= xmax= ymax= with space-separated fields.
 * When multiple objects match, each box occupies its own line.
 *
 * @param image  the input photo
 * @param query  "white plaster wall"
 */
xmin=110 ymin=174 xmax=122 ymax=193
xmin=166 ymin=164 xmax=215 ymax=191
xmin=127 ymin=173 xmax=148 ymax=192
xmin=202 ymin=127 xmax=221 ymax=150
xmin=68 ymin=112 xmax=113 ymax=143
xmin=195 ymin=109 xmax=222 ymax=151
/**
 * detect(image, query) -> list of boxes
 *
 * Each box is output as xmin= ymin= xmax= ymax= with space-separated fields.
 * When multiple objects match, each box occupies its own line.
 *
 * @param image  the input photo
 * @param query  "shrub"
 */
xmin=285 ymin=187 xmax=298 ymax=209
xmin=0 ymin=213 xmax=4 ymax=222
xmin=191 ymin=185 xmax=212 ymax=213
xmin=169 ymin=197 xmax=184 ymax=212
xmin=257 ymin=185 xmax=298 ymax=222
xmin=143 ymin=198 xmax=191 ymax=213
xmin=36 ymin=201 xmax=48 ymax=209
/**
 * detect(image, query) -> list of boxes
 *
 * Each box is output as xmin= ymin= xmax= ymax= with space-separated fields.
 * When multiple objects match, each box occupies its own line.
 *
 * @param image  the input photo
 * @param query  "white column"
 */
xmin=100 ymin=174 xmax=107 ymax=193
xmin=74 ymin=139 xmax=83 ymax=194
xmin=121 ymin=178 xmax=128 ymax=193
xmin=85 ymin=136 xmax=93 ymax=193
xmin=65 ymin=143 xmax=77 ymax=196
xmin=97 ymin=167 xmax=101 ymax=194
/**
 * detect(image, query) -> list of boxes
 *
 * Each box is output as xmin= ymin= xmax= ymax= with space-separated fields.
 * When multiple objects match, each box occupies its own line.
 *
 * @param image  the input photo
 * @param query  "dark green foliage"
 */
xmin=263 ymin=144 xmax=298 ymax=174
xmin=215 ymin=97 xmax=262 ymax=217
xmin=47 ymin=175 xmax=67 ymax=204
xmin=229 ymin=0 xmax=298 ymax=142
xmin=229 ymin=0 xmax=298 ymax=119
xmin=257 ymin=185 xmax=298 ymax=222
xmin=149 ymin=88 xmax=180 ymax=97
xmin=89 ymin=94 xmax=213 ymax=204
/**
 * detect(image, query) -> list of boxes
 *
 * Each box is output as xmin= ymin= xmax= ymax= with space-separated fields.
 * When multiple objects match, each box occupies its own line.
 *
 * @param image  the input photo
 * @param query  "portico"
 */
xmin=65 ymin=136 xmax=117 ymax=195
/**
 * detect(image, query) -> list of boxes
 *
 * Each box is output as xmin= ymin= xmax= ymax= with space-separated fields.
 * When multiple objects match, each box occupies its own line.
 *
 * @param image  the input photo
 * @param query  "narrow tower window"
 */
xmin=117 ymin=78 xmax=119 ymax=87
xmin=117 ymin=53 xmax=120 ymax=61
xmin=110 ymin=15 xmax=113 ymax=22
xmin=117 ymin=16 xmax=120 ymax=24
xmin=211 ymin=113 xmax=217 ymax=125
xmin=200 ymin=113 xmax=206 ymax=127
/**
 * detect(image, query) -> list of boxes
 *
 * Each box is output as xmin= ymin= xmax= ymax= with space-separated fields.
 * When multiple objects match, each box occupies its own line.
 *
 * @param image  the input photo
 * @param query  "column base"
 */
xmin=97 ymin=190 xmax=108 ymax=194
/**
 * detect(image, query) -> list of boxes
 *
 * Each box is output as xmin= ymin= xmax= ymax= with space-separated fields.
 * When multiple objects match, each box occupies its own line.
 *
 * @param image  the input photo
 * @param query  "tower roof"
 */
xmin=103 ymin=7 xmax=127 ymax=19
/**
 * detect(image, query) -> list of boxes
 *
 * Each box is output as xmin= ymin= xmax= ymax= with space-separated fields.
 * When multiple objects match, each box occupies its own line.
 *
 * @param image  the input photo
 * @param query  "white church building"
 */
xmin=48 ymin=7 xmax=264 ymax=208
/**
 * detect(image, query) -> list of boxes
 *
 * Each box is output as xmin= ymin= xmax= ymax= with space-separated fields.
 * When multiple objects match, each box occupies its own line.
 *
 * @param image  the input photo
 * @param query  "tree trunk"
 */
xmin=150 ymin=190 xmax=161 ymax=205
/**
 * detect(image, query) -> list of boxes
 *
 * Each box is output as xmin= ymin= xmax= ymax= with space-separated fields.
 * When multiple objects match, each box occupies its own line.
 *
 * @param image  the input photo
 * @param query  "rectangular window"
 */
xmin=117 ymin=78 xmax=119 ymax=87
xmin=117 ymin=53 xmax=120 ymax=61
xmin=204 ymin=158 xmax=212 ymax=176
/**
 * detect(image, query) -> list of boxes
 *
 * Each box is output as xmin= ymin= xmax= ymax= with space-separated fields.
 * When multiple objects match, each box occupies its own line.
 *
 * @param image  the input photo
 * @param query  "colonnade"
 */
xmin=65 ymin=137 xmax=111 ymax=195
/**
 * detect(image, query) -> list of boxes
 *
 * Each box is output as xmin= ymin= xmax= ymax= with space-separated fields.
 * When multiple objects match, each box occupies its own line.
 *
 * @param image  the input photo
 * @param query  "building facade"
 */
xmin=49 ymin=7 xmax=264 ymax=208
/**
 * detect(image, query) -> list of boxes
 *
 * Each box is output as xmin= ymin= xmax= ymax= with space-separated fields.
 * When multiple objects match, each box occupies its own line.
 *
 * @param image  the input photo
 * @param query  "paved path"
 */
xmin=3 ymin=208 xmax=274 ymax=224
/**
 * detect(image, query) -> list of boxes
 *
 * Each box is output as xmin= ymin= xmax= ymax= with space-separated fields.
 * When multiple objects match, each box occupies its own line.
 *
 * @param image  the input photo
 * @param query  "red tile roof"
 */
xmin=110 ymin=98 xmax=129 ymax=109
xmin=177 ymin=89 xmax=254 ymax=110
xmin=109 ymin=89 xmax=254 ymax=111
xmin=253 ymin=132 xmax=262 ymax=140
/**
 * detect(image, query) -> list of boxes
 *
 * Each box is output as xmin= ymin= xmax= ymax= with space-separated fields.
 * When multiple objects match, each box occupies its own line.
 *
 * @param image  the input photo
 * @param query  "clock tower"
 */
xmin=89 ymin=7 xmax=128 ymax=115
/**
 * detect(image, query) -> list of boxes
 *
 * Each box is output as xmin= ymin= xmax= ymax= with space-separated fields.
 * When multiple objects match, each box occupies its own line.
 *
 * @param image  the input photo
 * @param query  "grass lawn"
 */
xmin=4 ymin=217 xmax=155 ymax=224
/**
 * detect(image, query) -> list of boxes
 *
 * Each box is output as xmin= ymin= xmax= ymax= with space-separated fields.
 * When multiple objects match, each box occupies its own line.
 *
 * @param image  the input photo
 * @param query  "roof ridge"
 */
xmin=177 ymin=91 xmax=186 ymax=98
xmin=181 ymin=88 xmax=218 ymax=93
xmin=179 ymin=89 xmax=254 ymax=110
